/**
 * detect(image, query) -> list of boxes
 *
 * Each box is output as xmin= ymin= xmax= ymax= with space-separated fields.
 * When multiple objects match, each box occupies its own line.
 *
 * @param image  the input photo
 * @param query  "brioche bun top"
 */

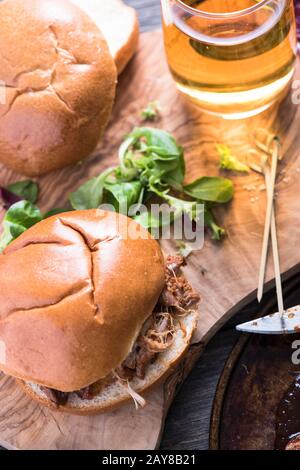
xmin=0 ymin=0 xmax=117 ymax=176
xmin=0 ymin=210 xmax=165 ymax=392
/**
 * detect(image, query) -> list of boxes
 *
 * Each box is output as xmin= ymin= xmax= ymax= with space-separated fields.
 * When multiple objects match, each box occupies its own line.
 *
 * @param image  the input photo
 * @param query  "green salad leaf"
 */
xmin=217 ymin=144 xmax=250 ymax=173
xmin=119 ymin=128 xmax=185 ymax=190
xmin=69 ymin=168 xmax=114 ymax=210
xmin=0 ymin=201 xmax=42 ymax=251
xmin=104 ymin=180 xmax=143 ymax=214
xmin=176 ymin=240 xmax=194 ymax=258
xmin=43 ymin=208 xmax=71 ymax=219
xmin=204 ymin=207 xmax=226 ymax=241
xmin=7 ymin=180 xmax=39 ymax=204
xmin=69 ymin=127 xmax=233 ymax=239
xmin=133 ymin=209 xmax=173 ymax=231
xmin=0 ymin=126 xmax=234 ymax=248
xmin=141 ymin=101 xmax=161 ymax=121
xmin=184 ymin=176 xmax=234 ymax=203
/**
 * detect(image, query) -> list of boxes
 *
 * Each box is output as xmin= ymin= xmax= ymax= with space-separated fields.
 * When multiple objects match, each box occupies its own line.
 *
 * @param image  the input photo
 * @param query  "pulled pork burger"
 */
xmin=0 ymin=210 xmax=200 ymax=414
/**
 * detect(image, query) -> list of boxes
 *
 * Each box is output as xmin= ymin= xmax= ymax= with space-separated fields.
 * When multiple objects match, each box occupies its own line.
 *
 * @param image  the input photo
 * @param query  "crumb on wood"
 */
xmin=243 ymin=184 xmax=257 ymax=191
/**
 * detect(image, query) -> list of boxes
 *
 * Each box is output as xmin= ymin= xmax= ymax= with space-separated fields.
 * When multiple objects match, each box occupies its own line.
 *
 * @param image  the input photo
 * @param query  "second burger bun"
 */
xmin=18 ymin=310 xmax=197 ymax=415
xmin=0 ymin=210 xmax=165 ymax=392
xmin=72 ymin=0 xmax=139 ymax=74
xmin=0 ymin=0 xmax=117 ymax=176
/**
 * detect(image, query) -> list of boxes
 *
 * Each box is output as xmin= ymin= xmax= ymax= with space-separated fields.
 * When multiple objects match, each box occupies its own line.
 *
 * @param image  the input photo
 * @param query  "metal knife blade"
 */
xmin=236 ymin=305 xmax=300 ymax=334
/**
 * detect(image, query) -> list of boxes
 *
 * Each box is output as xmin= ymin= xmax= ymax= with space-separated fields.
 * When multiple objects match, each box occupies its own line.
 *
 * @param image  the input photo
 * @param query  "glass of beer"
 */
xmin=161 ymin=0 xmax=297 ymax=119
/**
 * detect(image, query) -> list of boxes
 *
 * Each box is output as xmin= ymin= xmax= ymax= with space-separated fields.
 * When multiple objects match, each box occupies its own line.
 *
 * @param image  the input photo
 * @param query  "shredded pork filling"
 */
xmin=38 ymin=255 xmax=200 ymax=407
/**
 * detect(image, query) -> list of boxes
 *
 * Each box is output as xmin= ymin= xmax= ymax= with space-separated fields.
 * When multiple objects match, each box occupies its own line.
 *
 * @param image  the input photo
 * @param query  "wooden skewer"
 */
xmin=264 ymin=166 xmax=285 ymax=315
xmin=257 ymin=139 xmax=280 ymax=304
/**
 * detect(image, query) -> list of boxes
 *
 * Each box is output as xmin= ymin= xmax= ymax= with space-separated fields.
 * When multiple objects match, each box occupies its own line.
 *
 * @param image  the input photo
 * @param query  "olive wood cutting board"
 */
xmin=0 ymin=30 xmax=300 ymax=450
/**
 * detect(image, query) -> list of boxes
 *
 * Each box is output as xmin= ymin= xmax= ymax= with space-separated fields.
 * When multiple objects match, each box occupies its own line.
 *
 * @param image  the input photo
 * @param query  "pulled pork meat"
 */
xmin=160 ymin=255 xmax=201 ymax=311
xmin=116 ymin=312 xmax=175 ymax=381
xmin=75 ymin=375 xmax=114 ymax=401
xmin=142 ymin=312 xmax=175 ymax=352
xmin=116 ymin=255 xmax=200 ymax=381
xmin=38 ymin=255 xmax=200 ymax=406
xmin=40 ymin=375 xmax=114 ymax=407
xmin=40 ymin=387 xmax=69 ymax=406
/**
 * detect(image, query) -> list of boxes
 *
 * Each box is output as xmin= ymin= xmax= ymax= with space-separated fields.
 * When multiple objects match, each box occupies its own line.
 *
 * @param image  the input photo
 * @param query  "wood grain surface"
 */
xmin=130 ymin=0 xmax=300 ymax=451
xmin=0 ymin=27 xmax=300 ymax=449
xmin=129 ymin=0 xmax=240 ymax=451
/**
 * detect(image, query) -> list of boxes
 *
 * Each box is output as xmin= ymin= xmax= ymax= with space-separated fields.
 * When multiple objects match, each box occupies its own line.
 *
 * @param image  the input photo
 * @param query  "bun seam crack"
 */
xmin=1 ymin=24 xmax=95 ymax=121
xmin=1 ymin=89 xmax=31 ymax=119
xmin=58 ymin=218 xmax=100 ymax=319
xmin=58 ymin=217 xmax=121 ymax=322
xmin=48 ymin=24 xmax=90 ymax=67
xmin=3 ymin=239 xmax=73 ymax=256
xmin=49 ymin=84 xmax=77 ymax=116
xmin=11 ymin=67 xmax=49 ymax=88
xmin=4 ymin=283 xmax=91 ymax=320
xmin=47 ymin=26 xmax=87 ymax=117
xmin=0 ymin=85 xmax=75 ymax=121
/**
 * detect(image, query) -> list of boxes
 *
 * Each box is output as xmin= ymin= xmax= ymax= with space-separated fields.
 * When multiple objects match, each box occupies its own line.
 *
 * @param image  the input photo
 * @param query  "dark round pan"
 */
xmin=210 ymin=275 xmax=300 ymax=450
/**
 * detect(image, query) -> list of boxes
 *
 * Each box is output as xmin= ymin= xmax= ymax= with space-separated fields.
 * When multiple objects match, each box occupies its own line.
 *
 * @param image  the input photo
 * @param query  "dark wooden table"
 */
xmin=127 ymin=0 xmax=300 ymax=451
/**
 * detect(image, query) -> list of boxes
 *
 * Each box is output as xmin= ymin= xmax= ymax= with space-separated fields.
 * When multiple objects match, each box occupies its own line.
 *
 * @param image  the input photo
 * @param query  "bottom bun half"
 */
xmin=17 ymin=310 xmax=198 ymax=415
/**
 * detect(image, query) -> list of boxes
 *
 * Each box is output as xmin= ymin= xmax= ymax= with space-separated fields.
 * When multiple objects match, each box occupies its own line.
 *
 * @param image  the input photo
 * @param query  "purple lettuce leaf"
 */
xmin=0 ymin=187 xmax=22 ymax=209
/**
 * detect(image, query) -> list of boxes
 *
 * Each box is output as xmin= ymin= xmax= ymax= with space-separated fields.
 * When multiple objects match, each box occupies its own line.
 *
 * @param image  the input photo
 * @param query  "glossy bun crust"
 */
xmin=0 ymin=210 xmax=165 ymax=392
xmin=0 ymin=0 xmax=117 ymax=176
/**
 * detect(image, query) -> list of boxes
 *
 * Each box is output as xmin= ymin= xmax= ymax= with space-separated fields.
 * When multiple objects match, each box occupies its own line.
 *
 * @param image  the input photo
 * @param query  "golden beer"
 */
xmin=162 ymin=0 xmax=297 ymax=118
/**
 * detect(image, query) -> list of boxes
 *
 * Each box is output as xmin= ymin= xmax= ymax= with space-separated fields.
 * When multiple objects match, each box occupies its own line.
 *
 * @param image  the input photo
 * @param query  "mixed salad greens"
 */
xmin=0 ymin=127 xmax=234 ymax=251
